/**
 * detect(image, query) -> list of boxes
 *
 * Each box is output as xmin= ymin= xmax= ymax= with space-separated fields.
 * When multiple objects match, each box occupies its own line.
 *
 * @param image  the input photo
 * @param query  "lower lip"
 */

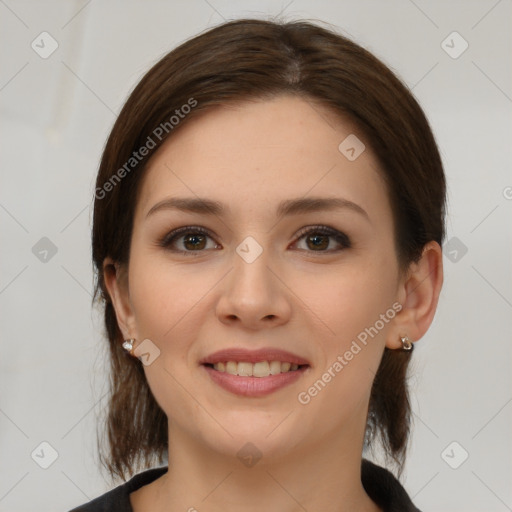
xmin=202 ymin=365 xmax=308 ymax=397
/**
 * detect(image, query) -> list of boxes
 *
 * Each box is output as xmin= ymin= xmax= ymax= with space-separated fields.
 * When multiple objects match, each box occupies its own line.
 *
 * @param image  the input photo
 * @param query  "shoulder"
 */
xmin=361 ymin=458 xmax=422 ymax=512
xmin=67 ymin=467 xmax=168 ymax=512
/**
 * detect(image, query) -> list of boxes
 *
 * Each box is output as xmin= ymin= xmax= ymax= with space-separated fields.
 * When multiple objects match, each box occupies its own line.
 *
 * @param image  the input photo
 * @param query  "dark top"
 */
xmin=68 ymin=458 xmax=421 ymax=512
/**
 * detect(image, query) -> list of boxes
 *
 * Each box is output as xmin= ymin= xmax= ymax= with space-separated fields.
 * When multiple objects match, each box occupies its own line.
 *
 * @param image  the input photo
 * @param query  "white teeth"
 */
xmin=269 ymin=360 xmax=281 ymax=375
xmin=226 ymin=361 xmax=237 ymax=375
xmin=212 ymin=360 xmax=303 ymax=377
xmin=237 ymin=362 xmax=253 ymax=377
xmin=253 ymin=361 xmax=270 ymax=377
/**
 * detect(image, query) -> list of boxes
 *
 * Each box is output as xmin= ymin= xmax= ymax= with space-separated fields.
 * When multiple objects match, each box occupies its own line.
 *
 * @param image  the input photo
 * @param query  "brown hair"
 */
xmin=92 ymin=17 xmax=446 ymax=483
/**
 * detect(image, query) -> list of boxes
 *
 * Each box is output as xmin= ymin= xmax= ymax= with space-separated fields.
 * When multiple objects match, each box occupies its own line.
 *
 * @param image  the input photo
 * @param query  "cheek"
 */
xmin=127 ymin=253 xmax=205 ymax=415
xmin=298 ymin=257 xmax=397 ymax=342
xmin=292 ymin=248 xmax=399 ymax=415
xmin=128 ymin=247 xmax=205 ymax=340
xmin=294 ymin=262 xmax=397 ymax=429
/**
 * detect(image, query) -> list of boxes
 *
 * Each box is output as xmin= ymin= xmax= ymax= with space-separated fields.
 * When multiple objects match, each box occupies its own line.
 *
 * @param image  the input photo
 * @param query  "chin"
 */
xmin=206 ymin=417 xmax=306 ymax=462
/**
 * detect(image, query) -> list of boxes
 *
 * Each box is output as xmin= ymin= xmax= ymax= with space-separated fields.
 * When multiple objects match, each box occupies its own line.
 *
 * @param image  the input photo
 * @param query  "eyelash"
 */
xmin=158 ymin=225 xmax=351 ymax=256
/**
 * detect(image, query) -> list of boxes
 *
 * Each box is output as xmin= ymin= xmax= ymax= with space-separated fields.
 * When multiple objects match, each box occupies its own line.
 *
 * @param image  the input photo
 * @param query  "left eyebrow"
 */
xmin=145 ymin=196 xmax=370 ymax=222
xmin=276 ymin=196 xmax=369 ymax=221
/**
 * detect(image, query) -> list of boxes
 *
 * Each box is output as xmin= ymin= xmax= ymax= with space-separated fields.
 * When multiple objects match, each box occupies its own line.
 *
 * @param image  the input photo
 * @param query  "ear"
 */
xmin=103 ymin=257 xmax=138 ymax=341
xmin=386 ymin=241 xmax=444 ymax=349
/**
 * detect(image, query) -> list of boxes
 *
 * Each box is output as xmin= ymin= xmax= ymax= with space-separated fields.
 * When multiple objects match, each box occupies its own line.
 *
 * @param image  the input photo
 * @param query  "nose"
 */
xmin=215 ymin=244 xmax=292 ymax=330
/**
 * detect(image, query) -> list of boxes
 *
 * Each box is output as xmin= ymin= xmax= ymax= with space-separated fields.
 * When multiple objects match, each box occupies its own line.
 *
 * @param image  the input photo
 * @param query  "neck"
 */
xmin=146 ymin=426 xmax=381 ymax=512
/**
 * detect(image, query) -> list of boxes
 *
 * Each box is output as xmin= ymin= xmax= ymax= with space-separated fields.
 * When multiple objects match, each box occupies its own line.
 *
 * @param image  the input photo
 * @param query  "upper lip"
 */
xmin=200 ymin=347 xmax=310 ymax=365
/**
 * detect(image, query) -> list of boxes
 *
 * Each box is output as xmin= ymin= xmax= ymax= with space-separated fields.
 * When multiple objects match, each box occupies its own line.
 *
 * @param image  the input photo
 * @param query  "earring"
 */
xmin=122 ymin=338 xmax=136 ymax=356
xmin=364 ymin=410 xmax=376 ymax=448
xmin=400 ymin=335 xmax=413 ymax=351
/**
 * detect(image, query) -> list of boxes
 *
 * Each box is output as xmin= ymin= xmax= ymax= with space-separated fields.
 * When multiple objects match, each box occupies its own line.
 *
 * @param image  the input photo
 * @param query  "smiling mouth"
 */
xmin=203 ymin=361 xmax=309 ymax=378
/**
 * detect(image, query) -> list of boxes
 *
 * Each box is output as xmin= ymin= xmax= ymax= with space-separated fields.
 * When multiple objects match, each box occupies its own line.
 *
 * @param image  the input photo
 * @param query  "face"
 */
xmin=111 ymin=95 xmax=408 ymax=463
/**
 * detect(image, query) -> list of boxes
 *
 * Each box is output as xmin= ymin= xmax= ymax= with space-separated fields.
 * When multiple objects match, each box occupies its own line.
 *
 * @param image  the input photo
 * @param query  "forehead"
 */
xmin=135 ymin=95 xmax=390 ymax=222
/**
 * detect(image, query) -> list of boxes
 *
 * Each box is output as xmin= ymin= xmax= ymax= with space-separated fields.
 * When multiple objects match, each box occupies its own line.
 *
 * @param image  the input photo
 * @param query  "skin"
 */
xmin=104 ymin=95 xmax=443 ymax=512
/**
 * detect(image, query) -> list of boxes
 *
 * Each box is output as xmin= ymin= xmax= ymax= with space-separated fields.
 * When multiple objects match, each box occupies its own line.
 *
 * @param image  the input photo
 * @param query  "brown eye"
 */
xmin=159 ymin=224 xmax=350 ymax=256
xmin=182 ymin=233 xmax=207 ymax=250
xmin=159 ymin=226 xmax=218 ymax=254
xmin=293 ymin=226 xmax=351 ymax=252
xmin=305 ymin=233 xmax=329 ymax=250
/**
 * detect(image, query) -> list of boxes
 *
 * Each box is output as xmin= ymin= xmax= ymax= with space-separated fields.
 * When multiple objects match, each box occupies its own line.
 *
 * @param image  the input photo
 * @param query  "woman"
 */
xmin=70 ymin=17 xmax=444 ymax=512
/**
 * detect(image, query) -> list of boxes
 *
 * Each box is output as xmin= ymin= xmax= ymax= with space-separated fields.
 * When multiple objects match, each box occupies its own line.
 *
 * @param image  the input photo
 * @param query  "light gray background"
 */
xmin=1 ymin=1 xmax=511 ymax=511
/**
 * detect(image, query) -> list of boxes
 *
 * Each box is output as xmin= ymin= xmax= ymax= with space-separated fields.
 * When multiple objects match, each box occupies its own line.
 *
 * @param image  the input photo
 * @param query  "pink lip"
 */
xmin=202 ymin=365 xmax=309 ymax=397
xmin=199 ymin=347 xmax=310 ymax=365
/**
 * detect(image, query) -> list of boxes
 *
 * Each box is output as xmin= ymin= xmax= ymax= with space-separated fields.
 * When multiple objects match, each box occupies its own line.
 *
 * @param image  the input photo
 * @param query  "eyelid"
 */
xmin=158 ymin=224 xmax=351 ymax=254
xmin=291 ymin=224 xmax=351 ymax=252
xmin=158 ymin=225 xmax=216 ymax=252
